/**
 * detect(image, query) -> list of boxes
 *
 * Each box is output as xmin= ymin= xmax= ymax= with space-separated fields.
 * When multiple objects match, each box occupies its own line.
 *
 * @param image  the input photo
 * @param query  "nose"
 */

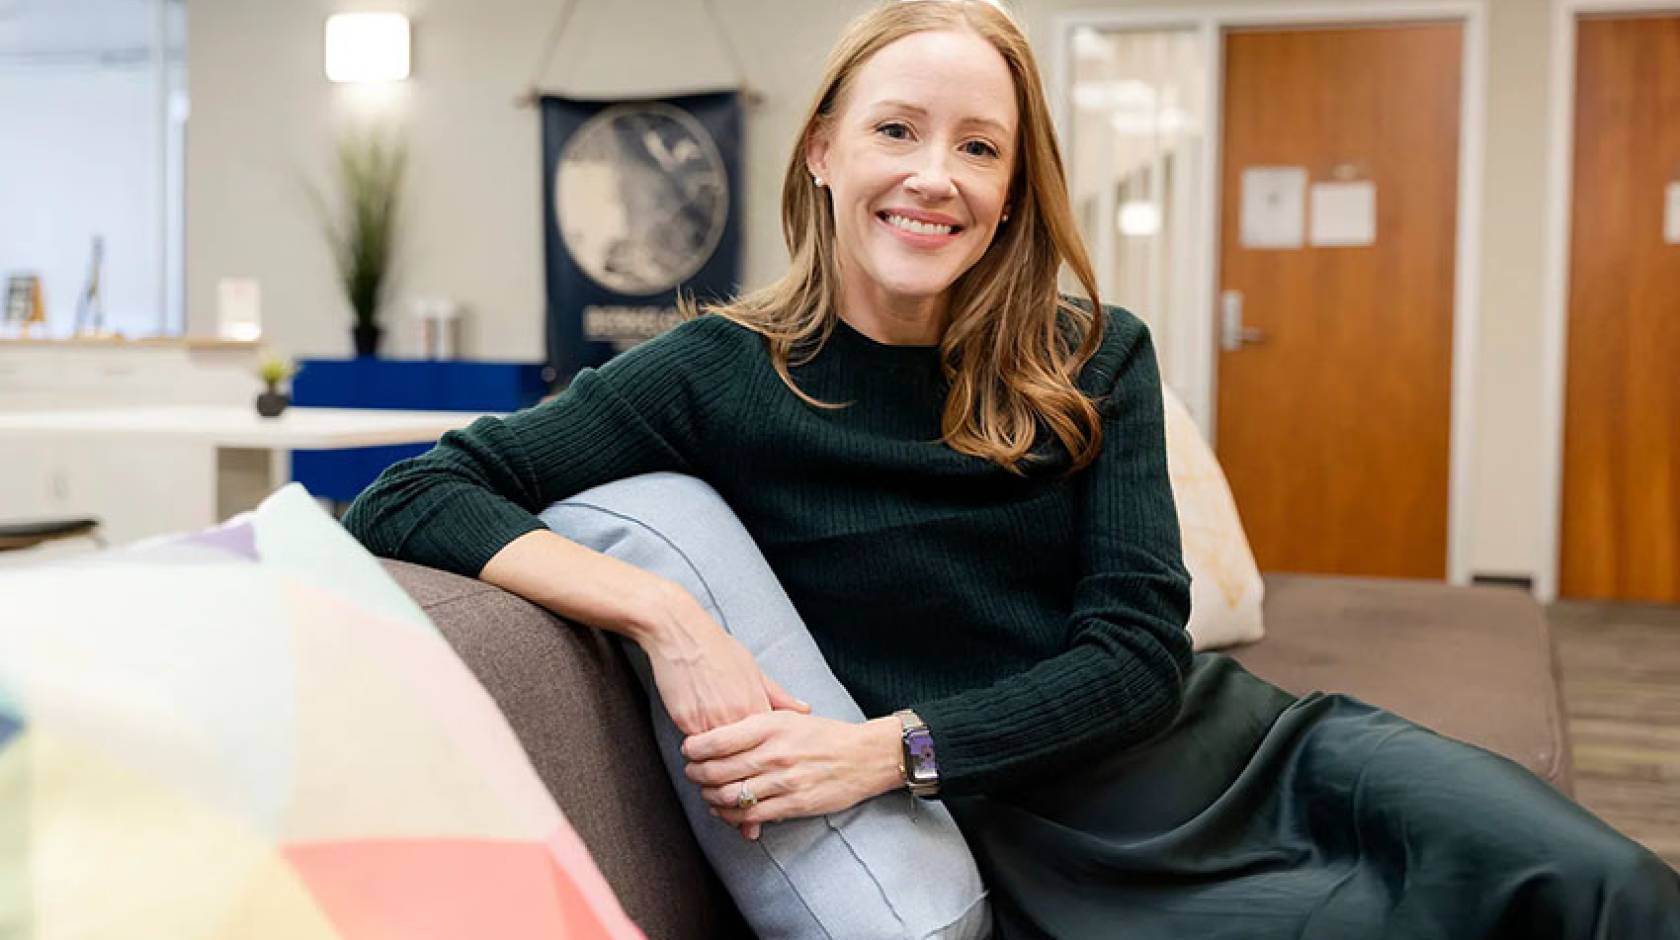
xmin=904 ymin=149 xmax=957 ymax=202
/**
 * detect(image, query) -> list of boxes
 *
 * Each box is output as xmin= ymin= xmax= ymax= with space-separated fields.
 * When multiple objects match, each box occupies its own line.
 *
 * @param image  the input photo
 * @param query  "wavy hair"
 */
xmin=688 ymin=0 xmax=1107 ymax=475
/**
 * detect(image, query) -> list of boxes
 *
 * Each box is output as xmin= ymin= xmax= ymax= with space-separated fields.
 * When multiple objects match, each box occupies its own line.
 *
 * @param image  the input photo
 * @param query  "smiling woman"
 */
xmin=342 ymin=2 xmax=1680 ymax=936
xmin=805 ymin=28 xmax=1017 ymax=339
xmin=694 ymin=0 xmax=1110 ymax=478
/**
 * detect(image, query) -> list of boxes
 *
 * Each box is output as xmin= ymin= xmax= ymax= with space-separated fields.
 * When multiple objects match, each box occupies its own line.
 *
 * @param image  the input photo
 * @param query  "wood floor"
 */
xmin=1550 ymin=600 xmax=1680 ymax=868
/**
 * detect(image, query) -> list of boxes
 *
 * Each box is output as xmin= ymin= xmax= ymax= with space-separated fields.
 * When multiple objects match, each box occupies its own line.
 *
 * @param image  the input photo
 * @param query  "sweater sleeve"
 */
xmin=910 ymin=315 xmax=1194 ymax=797
xmin=341 ymin=316 xmax=738 ymax=577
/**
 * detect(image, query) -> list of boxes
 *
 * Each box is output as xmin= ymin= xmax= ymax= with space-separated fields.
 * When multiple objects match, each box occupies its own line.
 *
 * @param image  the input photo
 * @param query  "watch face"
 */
xmin=906 ymin=728 xmax=938 ymax=783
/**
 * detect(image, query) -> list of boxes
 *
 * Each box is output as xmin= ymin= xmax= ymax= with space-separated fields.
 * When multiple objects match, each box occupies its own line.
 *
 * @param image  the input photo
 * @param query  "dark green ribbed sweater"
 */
xmin=342 ymin=307 xmax=1193 ymax=797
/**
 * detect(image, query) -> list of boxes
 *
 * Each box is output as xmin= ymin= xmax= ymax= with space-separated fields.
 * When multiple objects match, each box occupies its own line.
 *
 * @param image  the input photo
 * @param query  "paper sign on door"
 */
xmin=1240 ymin=167 xmax=1306 ymax=249
xmin=1665 ymin=182 xmax=1680 ymax=245
xmin=1310 ymin=180 xmax=1377 ymax=247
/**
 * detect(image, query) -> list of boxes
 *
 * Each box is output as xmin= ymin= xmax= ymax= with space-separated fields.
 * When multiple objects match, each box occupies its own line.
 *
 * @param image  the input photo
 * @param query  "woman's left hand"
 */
xmin=682 ymin=712 xmax=905 ymax=840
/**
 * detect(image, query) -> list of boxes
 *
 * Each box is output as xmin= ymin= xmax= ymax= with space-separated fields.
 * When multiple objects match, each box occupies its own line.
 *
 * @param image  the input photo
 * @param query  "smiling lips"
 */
xmin=877 ymin=209 xmax=964 ymax=245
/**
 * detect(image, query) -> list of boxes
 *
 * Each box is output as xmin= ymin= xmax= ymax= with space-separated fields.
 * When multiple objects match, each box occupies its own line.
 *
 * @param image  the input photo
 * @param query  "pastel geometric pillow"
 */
xmin=1161 ymin=384 xmax=1267 ymax=651
xmin=0 ymin=484 xmax=642 ymax=940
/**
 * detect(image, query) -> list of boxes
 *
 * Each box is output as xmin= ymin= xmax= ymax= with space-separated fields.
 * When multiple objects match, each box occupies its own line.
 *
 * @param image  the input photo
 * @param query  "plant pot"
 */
xmin=256 ymin=389 xmax=290 ymax=419
xmin=352 ymin=323 xmax=383 ymax=358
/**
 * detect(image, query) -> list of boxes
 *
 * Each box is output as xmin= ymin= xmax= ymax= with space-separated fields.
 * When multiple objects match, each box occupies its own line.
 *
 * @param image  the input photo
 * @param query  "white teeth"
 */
xmin=883 ymin=213 xmax=954 ymax=236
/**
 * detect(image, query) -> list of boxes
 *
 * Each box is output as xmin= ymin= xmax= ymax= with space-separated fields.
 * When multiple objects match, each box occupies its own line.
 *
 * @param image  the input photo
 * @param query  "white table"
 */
xmin=0 ymin=405 xmax=487 ymax=546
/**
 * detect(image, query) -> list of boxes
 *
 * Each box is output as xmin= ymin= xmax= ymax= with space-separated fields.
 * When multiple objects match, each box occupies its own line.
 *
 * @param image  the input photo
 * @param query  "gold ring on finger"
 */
xmin=736 ymin=782 xmax=757 ymax=809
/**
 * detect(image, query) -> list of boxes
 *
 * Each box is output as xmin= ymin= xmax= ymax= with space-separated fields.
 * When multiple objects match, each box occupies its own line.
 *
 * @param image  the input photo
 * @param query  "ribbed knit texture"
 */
xmin=342 ymin=307 xmax=1193 ymax=796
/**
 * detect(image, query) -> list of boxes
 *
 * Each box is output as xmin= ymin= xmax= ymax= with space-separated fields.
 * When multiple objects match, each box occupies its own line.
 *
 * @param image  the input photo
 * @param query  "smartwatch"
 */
xmin=894 ymin=708 xmax=940 ymax=799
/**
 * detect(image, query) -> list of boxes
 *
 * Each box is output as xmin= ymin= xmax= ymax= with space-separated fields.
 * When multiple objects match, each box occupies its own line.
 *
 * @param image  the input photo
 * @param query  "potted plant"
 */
xmin=255 ymin=352 xmax=300 ymax=418
xmin=313 ymin=131 xmax=406 ymax=357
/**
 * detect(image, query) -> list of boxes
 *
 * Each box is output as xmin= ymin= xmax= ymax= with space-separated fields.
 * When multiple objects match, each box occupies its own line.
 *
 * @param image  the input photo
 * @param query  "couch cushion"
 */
xmin=1229 ymin=573 xmax=1572 ymax=793
xmin=380 ymin=558 xmax=749 ymax=938
xmin=1162 ymin=383 xmax=1266 ymax=652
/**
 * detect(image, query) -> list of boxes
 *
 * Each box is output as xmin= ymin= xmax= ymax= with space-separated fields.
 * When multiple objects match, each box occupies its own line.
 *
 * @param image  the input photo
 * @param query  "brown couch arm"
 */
xmin=379 ymin=558 xmax=748 ymax=938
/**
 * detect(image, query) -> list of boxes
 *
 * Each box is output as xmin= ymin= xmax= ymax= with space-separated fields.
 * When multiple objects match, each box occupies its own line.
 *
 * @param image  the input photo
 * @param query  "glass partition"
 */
xmin=1066 ymin=26 xmax=1207 ymax=390
xmin=0 ymin=0 xmax=186 ymax=338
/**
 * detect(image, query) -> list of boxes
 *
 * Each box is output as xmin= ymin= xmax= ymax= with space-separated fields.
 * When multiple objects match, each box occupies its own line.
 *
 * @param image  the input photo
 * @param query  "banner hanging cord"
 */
xmin=517 ymin=0 xmax=580 ymax=108
xmin=698 ymin=0 xmax=763 ymax=106
xmin=517 ymin=0 xmax=761 ymax=108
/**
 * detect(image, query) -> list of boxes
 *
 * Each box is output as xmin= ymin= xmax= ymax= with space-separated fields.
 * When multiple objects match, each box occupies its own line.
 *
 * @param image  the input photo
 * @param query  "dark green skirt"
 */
xmin=946 ymin=654 xmax=1680 ymax=939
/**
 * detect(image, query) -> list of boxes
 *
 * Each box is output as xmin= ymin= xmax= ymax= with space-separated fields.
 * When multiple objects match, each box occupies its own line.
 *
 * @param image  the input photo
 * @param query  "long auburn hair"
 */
xmin=690 ymin=0 xmax=1107 ymax=476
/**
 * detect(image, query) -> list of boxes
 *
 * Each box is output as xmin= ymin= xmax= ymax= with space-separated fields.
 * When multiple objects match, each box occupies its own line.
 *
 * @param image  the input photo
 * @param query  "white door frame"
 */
xmin=1536 ymin=0 xmax=1680 ymax=603
xmin=1049 ymin=1 xmax=1488 ymax=586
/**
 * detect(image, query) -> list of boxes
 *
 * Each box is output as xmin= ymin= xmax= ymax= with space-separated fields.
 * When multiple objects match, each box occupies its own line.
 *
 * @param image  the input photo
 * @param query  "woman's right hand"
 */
xmin=477 ymin=531 xmax=809 ymax=736
xmin=637 ymin=581 xmax=810 ymax=737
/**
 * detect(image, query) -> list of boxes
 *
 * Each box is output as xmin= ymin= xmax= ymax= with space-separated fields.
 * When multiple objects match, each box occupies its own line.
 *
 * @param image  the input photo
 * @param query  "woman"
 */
xmin=343 ymin=1 xmax=1680 ymax=935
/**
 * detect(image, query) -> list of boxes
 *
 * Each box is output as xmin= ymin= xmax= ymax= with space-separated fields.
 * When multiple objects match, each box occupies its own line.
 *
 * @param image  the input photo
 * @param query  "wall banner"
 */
xmin=540 ymin=92 xmax=741 ymax=385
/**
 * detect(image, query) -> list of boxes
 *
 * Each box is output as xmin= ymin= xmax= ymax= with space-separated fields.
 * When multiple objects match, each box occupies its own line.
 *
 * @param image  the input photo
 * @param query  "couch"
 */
xmin=382 ymin=559 xmax=1573 ymax=938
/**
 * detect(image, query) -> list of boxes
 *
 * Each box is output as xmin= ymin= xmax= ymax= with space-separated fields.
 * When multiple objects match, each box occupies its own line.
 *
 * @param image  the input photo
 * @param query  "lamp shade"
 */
xmin=325 ymin=12 xmax=410 ymax=83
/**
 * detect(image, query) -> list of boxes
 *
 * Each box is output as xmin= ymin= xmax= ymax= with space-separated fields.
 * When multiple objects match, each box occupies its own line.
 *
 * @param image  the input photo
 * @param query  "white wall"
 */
xmin=1467 ymin=0 xmax=1551 ymax=580
xmin=185 ymin=0 xmax=1559 ymax=579
xmin=185 ymin=0 xmax=873 ymax=361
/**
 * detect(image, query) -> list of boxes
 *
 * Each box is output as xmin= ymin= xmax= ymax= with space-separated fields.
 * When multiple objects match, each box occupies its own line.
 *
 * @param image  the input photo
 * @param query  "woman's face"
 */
xmin=807 ymin=28 xmax=1019 ymax=311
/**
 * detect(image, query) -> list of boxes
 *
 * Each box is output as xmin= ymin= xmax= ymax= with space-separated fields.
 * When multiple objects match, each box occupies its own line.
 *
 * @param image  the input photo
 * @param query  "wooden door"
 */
xmin=1215 ymin=24 xmax=1462 ymax=578
xmin=1560 ymin=16 xmax=1680 ymax=602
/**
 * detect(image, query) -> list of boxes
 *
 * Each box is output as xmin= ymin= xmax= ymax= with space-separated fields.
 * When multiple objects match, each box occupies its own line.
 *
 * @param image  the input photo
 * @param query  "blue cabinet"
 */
xmin=291 ymin=359 xmax=549 ymax=502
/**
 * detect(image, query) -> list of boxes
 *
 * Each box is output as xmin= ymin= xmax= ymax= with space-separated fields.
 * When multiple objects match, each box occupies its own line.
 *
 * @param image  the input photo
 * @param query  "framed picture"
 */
xmin=5 ymin=274 xmax=42 ymax=326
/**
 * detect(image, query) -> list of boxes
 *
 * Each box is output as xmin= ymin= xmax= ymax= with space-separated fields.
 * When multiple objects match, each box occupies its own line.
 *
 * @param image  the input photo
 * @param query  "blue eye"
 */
xmin=876 ymin=122 xmax=911 ymax=140
xmin=962 ymin=140 xmax=1000 ymax=159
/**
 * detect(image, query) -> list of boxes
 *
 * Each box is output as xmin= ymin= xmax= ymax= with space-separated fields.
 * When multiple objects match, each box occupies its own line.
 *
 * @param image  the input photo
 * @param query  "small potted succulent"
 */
xmin=255 ymin=352 xmax=300 ymax=418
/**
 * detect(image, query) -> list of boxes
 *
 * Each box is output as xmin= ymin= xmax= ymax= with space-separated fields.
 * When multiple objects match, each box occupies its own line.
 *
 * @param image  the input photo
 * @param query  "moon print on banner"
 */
xmin=556 ymin=103 xmax=729 ymax=295
xmin=541 ymin=92 xmax=741 ymax=388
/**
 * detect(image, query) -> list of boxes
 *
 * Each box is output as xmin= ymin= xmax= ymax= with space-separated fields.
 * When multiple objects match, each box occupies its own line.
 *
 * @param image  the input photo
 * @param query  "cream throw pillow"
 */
xmin=1161 ymin=384 xmax=1266 ymax=650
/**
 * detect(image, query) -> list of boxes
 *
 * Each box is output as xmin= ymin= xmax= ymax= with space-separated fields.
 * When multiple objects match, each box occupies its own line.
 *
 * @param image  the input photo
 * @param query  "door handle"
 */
xmin=1220 ymin=290 xmax=1267 ymax=352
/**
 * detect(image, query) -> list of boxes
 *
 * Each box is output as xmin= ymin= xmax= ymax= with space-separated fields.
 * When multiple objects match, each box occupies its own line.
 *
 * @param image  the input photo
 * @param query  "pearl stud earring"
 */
xmin=813 ymin=175 xmax=826 ymax=188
